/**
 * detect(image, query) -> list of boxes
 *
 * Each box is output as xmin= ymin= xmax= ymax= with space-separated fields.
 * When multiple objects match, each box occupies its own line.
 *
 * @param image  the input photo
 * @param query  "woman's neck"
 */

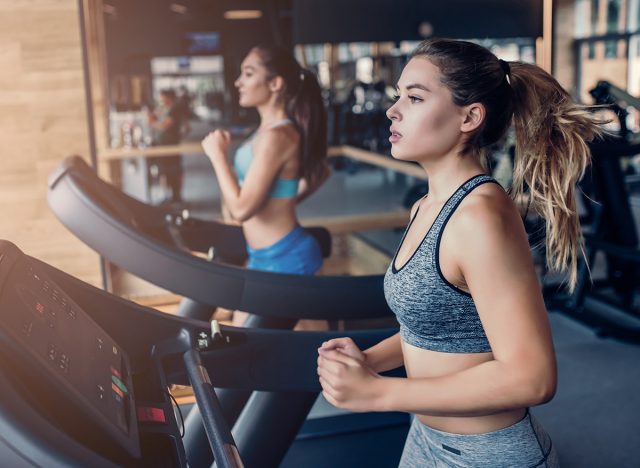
xmin=257 ymin=104 xmax=288 ymax=129
xmin=420 ymin=153 xmax=486 ymax=203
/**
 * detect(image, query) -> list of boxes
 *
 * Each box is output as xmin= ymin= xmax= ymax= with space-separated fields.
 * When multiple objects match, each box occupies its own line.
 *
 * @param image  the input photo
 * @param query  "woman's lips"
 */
xmin=389 ymin=129 xmax=402 ymax=143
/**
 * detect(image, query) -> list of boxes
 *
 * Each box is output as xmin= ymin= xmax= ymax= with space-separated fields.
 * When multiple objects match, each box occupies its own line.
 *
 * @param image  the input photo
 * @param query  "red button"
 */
xmin=110 ymin=366 xmax=121 ymax=379
xmin=137 ymin=406 xmax=166 ymax=424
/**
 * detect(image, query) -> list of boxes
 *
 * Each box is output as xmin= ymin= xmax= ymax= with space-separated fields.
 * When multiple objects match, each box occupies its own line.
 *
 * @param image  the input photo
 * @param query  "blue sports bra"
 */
xmin=383 ymin=174 xmax=501 ymax=353
xmin=233 ymin=119 xmax=299 ymax=199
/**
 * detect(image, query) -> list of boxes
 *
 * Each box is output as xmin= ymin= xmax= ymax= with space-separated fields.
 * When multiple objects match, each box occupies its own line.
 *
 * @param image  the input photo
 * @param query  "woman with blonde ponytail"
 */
xmin=201 ymin=45 xmax=330 ymax=325
xmin=317 ymin=38 xmax=601 ymax=467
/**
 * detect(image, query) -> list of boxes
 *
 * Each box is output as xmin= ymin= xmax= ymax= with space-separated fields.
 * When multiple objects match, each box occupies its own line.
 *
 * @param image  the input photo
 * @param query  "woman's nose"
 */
xmin=386 ymin=103 xmax=400 ymax=121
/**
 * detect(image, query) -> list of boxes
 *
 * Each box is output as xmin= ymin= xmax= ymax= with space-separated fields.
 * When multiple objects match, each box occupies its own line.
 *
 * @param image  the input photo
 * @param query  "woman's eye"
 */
xmin=391 ymin=94 xmax=400 ymax=102
xmin=408 ymin=95 xmax=422 ymax=103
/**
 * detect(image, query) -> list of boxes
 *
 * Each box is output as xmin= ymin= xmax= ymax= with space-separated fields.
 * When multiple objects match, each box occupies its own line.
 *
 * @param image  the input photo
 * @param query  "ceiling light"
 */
xmin=170 ymin=3 xmax=188 ymax=15
xmin=224 ymin=10 xmax=263 ymax=20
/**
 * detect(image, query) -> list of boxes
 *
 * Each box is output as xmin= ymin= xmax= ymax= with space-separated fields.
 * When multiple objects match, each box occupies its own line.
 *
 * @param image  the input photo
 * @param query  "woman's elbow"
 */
xmin=227 ymin=201 xmax=259 ymax=223
xmin=229 ymin=207 xmax=253 ymax=223
xmin=524 ymin=367 xmax=557 ymax=406
xmin=537 ymin=372 xmax=557 ymax=404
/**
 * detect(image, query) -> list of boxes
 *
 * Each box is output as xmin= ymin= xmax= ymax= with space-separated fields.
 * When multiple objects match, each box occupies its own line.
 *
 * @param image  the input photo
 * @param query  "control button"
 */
xmin=21 ymin=321 xmax=33 ymax=337
xmin=111 ymin=381 xmax=124 ymax=399
xmin=47 ymin=343 xmax=57 ymax=361
xmin=58 ymin=354 xmax=70 ymax=373
xmin=111 ymin=375 xmax=128 ymax=394
xmin=110 ymin=365 xmax=121 ymax=380
xmin=197 ymin=331 xmax=210 ymax=350
xmin=112 ymin=382 xmax=123 ymax=403
xmin=35 ymin=302 xmax=45 ymax=315
xmin=97 ymin=384 xmax=105 ymax=401
xmin=137 ymin=406 xmax=166 ymax=424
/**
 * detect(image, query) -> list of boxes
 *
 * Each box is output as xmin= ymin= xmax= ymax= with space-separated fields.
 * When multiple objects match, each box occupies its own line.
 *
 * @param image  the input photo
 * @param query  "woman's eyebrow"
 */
xmin=395 ymin=83 xmax=430 ymax=92
xmin=406 ymin=83 xmax=429 ymax=92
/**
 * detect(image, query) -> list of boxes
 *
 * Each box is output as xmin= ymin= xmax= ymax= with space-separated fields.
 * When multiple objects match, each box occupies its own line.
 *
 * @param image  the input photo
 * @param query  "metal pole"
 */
xmin=77 ymin=0 xmax=109 ymax=290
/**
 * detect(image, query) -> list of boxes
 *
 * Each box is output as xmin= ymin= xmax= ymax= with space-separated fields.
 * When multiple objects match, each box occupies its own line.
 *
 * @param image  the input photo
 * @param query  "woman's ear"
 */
xmin=269 ymin=76 xmax=285 ymax=93
xmin=460 ymin=103 xmax=485 ymax=133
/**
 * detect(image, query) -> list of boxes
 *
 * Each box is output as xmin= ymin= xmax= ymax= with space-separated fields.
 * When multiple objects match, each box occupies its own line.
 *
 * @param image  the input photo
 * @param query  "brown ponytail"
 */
xmin=251 ymin=45 xmax=328 ymax=188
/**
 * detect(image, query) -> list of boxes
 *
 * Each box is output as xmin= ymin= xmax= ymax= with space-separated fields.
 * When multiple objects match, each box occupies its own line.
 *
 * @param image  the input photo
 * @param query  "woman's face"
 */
xmin=386 ymin=57 xmax=467 ymax=163
xmin=234 ymin=50 xmax=274 ymax=108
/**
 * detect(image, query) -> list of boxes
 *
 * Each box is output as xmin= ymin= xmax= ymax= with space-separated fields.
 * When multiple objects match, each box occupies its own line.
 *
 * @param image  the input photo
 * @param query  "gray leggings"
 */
xmin=399 ymin=411 xmax=559 ymax=467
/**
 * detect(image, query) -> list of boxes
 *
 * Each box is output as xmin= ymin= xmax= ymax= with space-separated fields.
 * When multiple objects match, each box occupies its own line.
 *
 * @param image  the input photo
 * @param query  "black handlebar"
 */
xmin=184 ymin=349 xmax=244 ymax=468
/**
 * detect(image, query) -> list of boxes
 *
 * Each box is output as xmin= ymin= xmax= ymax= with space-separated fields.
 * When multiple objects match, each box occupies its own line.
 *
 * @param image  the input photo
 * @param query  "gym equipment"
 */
xmin=589 ymin=80 xmax=640 ymax=140
xmin=48 ymin=155 xmax=389 ymax=322
xmin=0 ymin=239 xmax=407 ymax=467
xmin=48 ymin=155 xmax=401 ymax=466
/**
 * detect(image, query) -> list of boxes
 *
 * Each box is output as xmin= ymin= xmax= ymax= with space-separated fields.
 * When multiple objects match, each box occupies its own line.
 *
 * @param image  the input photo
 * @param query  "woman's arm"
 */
xmin=319 ymin=194 xmax=557 ymax=415
xmin=201 ymin=128 xmax=292 ymax=222
xmin=319 ymin=333 xmax=403 ymax=374
xmin=362 ymin=333 xmax=404 ymax=373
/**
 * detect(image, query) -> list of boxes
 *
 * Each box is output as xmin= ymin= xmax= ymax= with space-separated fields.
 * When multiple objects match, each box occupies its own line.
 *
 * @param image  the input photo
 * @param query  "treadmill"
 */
xmin=47 ymin=155 xmax=390 ymax=322
xmin=0 ymin=240 xmax=408 ymax=467
xmin=47 ymin=156 xmax=406 ymax=466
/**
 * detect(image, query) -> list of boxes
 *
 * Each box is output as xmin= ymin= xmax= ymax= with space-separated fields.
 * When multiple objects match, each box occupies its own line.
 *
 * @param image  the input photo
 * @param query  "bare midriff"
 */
xmin=402 ymin=340 xmax=526 ymax=435
xmin=242 ymin=198 xmax=298 ymax=249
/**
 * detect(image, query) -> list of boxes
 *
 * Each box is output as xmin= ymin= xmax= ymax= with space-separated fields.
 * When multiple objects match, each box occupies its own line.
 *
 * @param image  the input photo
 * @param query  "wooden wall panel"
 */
xmin=0 ymin=0 xmax=101 ymax=286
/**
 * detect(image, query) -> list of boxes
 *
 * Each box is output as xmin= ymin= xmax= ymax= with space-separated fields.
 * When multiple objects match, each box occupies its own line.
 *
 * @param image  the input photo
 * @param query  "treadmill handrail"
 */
xmin=48 ymin=156 xmax=392 ymax=320
xmin=183 ymin=349 xmax=243 ymax=468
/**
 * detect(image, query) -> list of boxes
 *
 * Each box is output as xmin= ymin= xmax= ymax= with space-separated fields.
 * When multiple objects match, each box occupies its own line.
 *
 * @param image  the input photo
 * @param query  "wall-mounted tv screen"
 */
xmin=186 ymin=31 xmax=220 ymax=54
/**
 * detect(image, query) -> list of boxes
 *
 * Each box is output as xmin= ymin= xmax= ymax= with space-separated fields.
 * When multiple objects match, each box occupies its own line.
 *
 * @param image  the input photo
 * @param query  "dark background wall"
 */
xmin=293 ymin=0 xmax=543 ymax=44
xmin=104 ymin=0 xmax=292 ymax=78
xmin=104 ymin=0 xmax=542 ymax=77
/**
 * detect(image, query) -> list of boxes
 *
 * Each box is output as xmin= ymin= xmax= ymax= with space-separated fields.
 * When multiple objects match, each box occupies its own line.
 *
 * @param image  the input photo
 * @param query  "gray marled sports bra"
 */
xmin=384 ymin=174 xmax=500 ymax=353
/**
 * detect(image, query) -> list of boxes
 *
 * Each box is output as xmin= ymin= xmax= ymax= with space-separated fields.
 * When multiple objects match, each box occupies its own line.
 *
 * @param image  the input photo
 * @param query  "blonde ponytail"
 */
xmin=509 ymin=63 xmax=602 ymax=290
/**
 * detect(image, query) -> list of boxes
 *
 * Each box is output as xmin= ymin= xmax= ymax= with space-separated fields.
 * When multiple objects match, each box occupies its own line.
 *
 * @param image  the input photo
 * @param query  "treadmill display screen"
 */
xmin=0 ymin=254 xmax=139 ymax=457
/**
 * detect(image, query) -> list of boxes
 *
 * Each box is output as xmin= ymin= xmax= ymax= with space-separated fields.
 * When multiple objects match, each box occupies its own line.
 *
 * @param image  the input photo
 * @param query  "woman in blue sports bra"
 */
xmin=201 ymin=45 xmax=329 ymax=326
xmin=317 ymin=39 xmax=603 ymax=467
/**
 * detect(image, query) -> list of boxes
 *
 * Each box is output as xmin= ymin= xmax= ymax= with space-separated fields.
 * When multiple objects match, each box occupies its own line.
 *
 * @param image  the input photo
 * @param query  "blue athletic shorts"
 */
xmin=399 ymin=410 xmax=559 ymax=467
xmin=246 ymin=225 xmax=322 ymax=275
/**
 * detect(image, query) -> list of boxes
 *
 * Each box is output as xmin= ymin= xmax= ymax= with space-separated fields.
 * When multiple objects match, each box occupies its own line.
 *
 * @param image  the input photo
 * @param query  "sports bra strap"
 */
xmin=268 ymin=118 xmax=293 ymax=129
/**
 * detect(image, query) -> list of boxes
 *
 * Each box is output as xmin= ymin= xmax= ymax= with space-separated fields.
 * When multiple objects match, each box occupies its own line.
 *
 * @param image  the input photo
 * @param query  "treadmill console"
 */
xmin=0 ymin=246 xmax=140 ymax=458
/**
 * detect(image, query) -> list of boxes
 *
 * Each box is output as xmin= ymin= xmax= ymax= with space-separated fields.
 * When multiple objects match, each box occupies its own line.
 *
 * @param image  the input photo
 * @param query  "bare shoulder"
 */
xmin=449 ymin=182 xmax=526 ymax=245
xmin=442 ymin=182 xmax=537 ymax=292
xmin=254 ymin=124 xmax=300 ymax=155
